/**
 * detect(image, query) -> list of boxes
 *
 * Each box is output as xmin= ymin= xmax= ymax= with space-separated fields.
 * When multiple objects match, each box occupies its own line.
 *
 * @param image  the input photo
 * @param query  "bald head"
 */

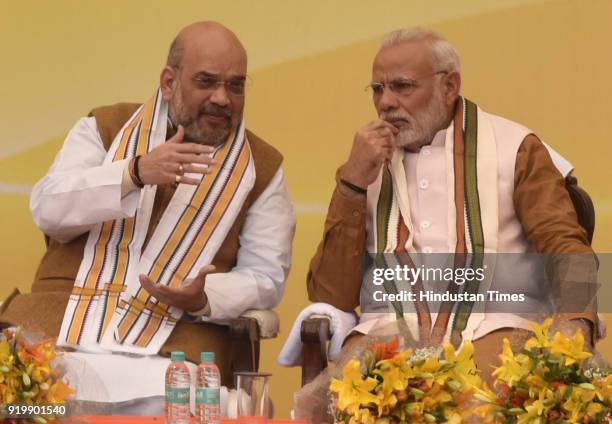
xmin=166 ymin=21 xmax=247 ymax=69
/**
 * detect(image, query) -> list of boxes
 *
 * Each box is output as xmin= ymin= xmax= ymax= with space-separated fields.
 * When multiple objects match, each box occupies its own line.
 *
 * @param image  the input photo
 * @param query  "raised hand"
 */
xmin=138 ymin=125 xmax=217 ymax=186
xmin=340 ymin=119 xmax=398 ymax=190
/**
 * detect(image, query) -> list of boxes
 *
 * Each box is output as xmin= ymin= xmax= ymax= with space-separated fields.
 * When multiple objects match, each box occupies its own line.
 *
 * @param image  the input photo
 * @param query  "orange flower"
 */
xmin=369 ymin=337 xmax=400 ymax=361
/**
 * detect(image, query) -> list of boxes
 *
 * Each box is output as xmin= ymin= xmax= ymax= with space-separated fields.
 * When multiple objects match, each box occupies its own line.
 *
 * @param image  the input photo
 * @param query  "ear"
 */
xmin=160 ymin=66 xmax=178 ymax=101
xmin=443 ymin=71 xmax=461 ymax=106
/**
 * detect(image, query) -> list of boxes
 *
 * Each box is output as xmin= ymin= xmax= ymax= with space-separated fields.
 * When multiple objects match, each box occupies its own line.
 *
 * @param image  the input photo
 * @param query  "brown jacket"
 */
xmin=0 ymin=103 xmax=282 ymax=385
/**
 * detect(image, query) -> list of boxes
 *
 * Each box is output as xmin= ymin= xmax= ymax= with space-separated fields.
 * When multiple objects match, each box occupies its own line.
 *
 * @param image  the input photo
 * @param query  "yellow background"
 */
xmin=1 ymin=0 xmax=611 ymax=417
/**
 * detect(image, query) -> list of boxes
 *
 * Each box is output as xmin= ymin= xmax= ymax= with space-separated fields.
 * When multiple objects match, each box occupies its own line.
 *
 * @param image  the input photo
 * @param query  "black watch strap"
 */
xmin=340 ymin=178 xmax=367 ymax=195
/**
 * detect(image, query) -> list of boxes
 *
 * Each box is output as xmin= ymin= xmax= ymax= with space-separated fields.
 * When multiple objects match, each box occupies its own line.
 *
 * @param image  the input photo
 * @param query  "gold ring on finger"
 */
xmin=175 ymin=174 xmax=182 ymax=184
xmin=178 ymin=164 xmax=184 ymax=174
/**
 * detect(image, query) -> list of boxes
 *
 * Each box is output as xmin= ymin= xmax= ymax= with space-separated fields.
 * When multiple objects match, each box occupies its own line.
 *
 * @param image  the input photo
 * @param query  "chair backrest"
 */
xmin=565 ymin=174 xmax=595 ymax=244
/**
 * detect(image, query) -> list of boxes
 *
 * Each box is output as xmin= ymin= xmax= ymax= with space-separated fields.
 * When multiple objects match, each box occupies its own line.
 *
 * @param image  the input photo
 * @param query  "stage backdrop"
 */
xmin=1 ymin=0 xmax=611 ymax=418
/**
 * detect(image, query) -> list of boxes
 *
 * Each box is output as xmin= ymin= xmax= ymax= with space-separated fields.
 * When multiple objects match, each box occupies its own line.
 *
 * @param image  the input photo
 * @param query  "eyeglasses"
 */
xmin=173 ymin=66 xmax=249 ymax=97
xmin=192 ymin=74 xmax=249 ymax=96
xmin=366 ymin=70 xmax=448 ymax=97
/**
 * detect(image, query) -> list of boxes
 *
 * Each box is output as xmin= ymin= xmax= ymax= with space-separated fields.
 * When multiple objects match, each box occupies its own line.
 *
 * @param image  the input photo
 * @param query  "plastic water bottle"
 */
xmin=196 ymin=351 xmax=220 ymax=424
xmin=165 ymin=351 xmax=191 ymax=424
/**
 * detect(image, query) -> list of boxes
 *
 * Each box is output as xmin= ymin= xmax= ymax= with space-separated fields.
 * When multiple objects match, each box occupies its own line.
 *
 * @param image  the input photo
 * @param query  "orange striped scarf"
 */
xmin=58 ymin=89 xmax=255 ymax=354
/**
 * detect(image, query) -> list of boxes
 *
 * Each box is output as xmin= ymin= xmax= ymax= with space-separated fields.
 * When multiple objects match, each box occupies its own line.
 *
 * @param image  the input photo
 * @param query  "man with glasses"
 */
xmin=1 ymin=21 xmax=294 ymax=412
xmin=307 ymin=28 xmax=597 ymax=377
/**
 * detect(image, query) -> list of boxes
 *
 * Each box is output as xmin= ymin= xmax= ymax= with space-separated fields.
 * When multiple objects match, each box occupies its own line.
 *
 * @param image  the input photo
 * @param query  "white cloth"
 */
xmin=30 ymin=116 xmax=295 ymax=401
xmin=277 ymin=303 xmax=357 ymax=367
xmin=64 ymin=352 xmax=232 ymax=415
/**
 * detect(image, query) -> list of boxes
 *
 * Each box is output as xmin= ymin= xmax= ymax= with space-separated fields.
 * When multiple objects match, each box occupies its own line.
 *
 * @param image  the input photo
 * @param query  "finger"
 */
xmin=139 ymin=274 xmax=163 ymax=298
xmin=175 ymin=153 xmax=217 ymax=166
xmin=370 ymin=119 xmax=399 ymax=134
xmin=182 ymin=164 xmax=213 ymax=175
xmin=174 ymin=176 xmax=202 ymax=186
xmin=168 ymin=125 xmax=185 ymax=143
xmin=368 ymin=137 xmax=393 ymax=149
xmin=174 ymin=143 xmax=215 ymax=154
xmin=194 ymin=265 xmax=216 ymax=281
xmin=368 ymin=127 xmax=394 ymax=139
xmin=139 ymin=275 xmax=179 ymax=303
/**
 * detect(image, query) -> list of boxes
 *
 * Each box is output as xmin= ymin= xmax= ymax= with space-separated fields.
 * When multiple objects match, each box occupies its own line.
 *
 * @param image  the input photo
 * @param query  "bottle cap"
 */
xmin=201 ymin=352 xmax=215 ymax=362
xmin=171 ymin=351 xmax=185 ymax=361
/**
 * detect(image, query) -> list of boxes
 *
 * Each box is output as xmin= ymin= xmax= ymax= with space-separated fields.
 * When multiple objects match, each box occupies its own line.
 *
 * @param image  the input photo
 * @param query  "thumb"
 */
xmin=168 ymin=125 xmax=185 ymax=143
xmin=194 ymin=264 xmax=216 ymax=282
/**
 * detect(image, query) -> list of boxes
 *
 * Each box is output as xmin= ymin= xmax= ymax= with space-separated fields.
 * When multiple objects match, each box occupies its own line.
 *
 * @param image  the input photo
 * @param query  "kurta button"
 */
xmin=421 ymin=147 xmax=431 ymax=156
xmin=420 ymin=220 xmax=431 ymax=230
xmin=419 ymin=179 xmax=429 ymax=189
xmin=423 ymin=246 xmax=433 ymax=253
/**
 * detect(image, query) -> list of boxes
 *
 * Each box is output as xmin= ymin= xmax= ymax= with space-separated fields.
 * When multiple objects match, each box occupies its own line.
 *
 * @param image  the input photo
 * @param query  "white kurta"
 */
xmin=30 ymin=117 xmax=295 ymax=402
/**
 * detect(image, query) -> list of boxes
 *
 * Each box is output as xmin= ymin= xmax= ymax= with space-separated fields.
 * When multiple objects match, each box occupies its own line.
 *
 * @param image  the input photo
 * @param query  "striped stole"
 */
xmin=58 ymin=89 xmax=255 ymax=354
xmin=369 ymin=97 xmax=498 ymax=346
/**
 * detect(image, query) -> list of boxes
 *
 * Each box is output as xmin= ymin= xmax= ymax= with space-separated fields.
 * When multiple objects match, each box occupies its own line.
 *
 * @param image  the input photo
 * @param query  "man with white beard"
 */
xmin=307 ymin=28 xmax=598 ymax=377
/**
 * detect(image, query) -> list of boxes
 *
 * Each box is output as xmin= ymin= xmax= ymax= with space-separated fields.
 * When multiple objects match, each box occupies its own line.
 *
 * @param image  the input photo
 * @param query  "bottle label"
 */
xmin=166 ymin=386 xmax=189 ymax=404
xmin=196 ymin=387 xmax=220 ymax=404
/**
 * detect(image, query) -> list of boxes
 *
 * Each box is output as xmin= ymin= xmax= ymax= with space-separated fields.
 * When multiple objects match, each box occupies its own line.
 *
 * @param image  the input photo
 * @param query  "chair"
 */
xmin=298 ymin=174 xmax=596 ymax=385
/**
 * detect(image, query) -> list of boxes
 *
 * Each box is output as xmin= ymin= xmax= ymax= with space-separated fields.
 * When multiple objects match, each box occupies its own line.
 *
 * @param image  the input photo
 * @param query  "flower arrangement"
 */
xmin=0 ymin=327 xmax=74 ymax=424
xmin=329 ymin=337 xmax=483 ymax=423
xmin=474 ymin=319 xmax=611 ymax=423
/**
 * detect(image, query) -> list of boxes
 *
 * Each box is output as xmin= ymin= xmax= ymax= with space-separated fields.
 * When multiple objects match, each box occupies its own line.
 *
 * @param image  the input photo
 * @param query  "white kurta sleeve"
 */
xmin=203 ymin=167 xmax=295 ymax=321
xmin=30 ymin=117 xmax=140 ymax=243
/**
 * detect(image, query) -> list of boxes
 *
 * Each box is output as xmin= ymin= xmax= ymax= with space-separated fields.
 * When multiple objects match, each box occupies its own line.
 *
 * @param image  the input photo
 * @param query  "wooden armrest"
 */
xmin=300 ymin=317 xmax=331 ymax=386
xmin=228 ymin=316 xmax=260 ymax=387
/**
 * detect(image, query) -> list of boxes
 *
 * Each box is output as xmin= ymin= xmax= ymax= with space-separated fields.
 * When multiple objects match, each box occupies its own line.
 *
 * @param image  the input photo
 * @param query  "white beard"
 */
xmin=383 ymin=88 xmax=450 ymax=151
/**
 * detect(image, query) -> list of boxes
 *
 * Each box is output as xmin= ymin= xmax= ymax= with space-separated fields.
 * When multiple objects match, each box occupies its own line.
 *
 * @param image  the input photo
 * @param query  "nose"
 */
xmin=376 ymin=86 xmax=399 ymax=113
xmin=209 ymin=83 xmax=230 ymax=108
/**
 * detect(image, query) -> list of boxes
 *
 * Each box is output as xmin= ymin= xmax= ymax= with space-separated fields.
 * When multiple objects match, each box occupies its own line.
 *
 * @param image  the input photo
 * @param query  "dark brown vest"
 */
xmin=0 ymin=103 xmax=282 ymax=385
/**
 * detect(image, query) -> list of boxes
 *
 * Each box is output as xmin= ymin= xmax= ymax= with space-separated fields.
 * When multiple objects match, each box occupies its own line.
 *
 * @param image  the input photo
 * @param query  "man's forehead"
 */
xmin=182 ymin=40 xmax=247 ymax=77
xmin=372 ymin=40 xmax=433 ymax=78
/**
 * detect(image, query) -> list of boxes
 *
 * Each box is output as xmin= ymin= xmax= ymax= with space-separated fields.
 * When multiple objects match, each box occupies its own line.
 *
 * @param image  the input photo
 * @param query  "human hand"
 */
xmin=341 ymin=119 xmax=398 ymax=189
xmin=138 ymin=125 xmax=217 ymax=186
xmin=139 ymin=265 xmax=216 ymax=312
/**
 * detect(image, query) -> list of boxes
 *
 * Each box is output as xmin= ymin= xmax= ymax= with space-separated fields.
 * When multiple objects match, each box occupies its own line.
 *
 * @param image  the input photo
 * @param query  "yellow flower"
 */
xmin=518 ymin=390 xmax=551 ymax=423
xmin=525 ymin=319 xmax=553 ymax=350
xmin=443 ymin=340 xmax=481 ymax=388
xmin=330 ymin=359 xmax=379 ymax=412
xmin=586 ymin=401 xmax=603 ymax=417
xmin=373 ymin=362 xmax=404 ymax=413
xmin=593 ymin=375 xmax=612 ymax=401
xmin=0 ymin=340 xmax=10 ymax=361
xmin=492 ymin=338 xmax=530 ymax=385
xmin=351 ymin=408 xmax=376 ymax=424
xmin=550 ymin=330 xmax=592 ymax=366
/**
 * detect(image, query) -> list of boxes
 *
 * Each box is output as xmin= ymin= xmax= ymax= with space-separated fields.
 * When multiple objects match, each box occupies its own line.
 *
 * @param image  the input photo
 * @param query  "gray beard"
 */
xmin=170 ymin=111 xmax=231 ymax=146
xmin=390 ymin=91 xmax=450 ymax=151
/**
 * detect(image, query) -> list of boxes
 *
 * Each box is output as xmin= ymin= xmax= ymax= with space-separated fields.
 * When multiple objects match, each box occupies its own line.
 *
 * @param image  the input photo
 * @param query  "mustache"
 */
xmin=380 ymin=111 xmax=412 ymax=122
xmin=200 ymin=103 xmax=231 ymax=118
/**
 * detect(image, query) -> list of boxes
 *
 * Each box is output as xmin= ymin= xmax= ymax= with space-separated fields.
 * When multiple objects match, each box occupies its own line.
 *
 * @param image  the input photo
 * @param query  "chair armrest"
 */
xmin=240 ymin=309 xmax=279 ymax=339
xmin=300 ymin=317 xmax=331 ymax=386
xmin=227 ymin=310 xmax=278 ymax=386
xmin=228 ymin=316 xmax=261 ymax=383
